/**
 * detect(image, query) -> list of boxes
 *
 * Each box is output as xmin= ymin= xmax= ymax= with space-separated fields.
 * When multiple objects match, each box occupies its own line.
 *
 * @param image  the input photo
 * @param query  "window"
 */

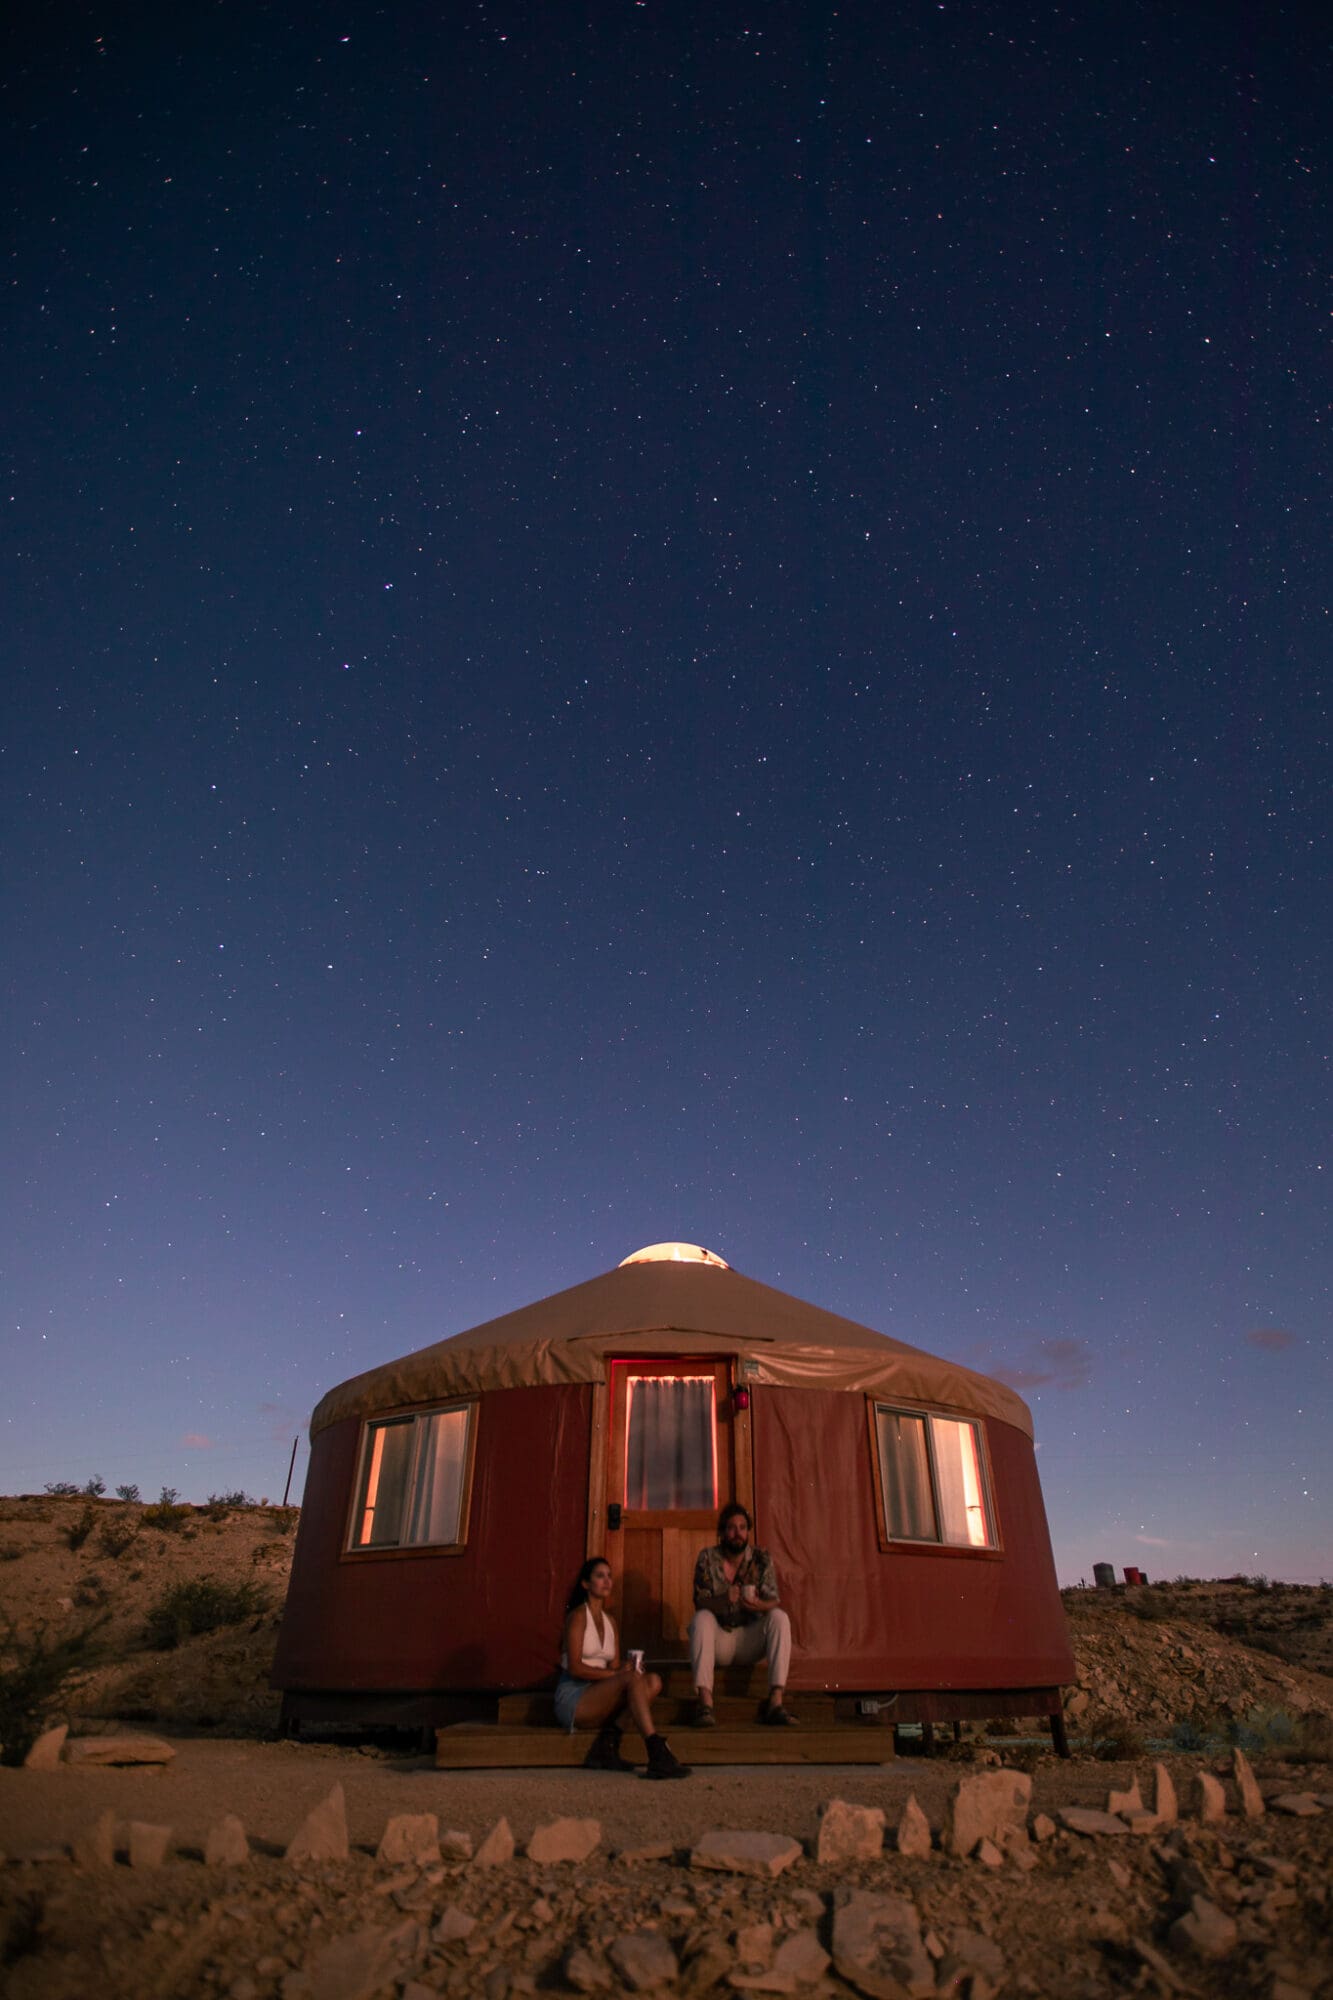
xmin=350 ymin=1403 xmax=475 ymax=1552
xmin=624 ymin=1374 xmax=717 ymax=1511
xmin=871 ymin=1404 xmax=996 ymax=1549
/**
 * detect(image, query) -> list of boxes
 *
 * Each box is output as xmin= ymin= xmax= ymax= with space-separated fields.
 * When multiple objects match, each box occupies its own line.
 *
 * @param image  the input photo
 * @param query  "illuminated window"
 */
xmin=350 ymin=1403 xmax=475 ymax=1551
xmin=871 ymin=1405 xmax=996 ymax=1549
xmin=624 ymin=1375 xmax=717 ymax=1511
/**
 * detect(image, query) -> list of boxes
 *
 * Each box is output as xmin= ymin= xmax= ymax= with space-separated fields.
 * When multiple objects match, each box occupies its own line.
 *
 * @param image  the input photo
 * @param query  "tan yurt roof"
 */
xmin=310 ymin=1252 xmax=1033 ymax=1438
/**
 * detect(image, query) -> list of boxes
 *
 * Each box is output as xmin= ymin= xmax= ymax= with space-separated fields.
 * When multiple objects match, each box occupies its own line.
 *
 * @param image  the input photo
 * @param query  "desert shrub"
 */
xmin=0 ymin=1617 xmax=105 ymax=1766
xmin=115 ymin=1484 xmax=140 ymax=1504
xmin=1170 ymin=1711 xmax=1225 ymax=1753
xmin=1228 ymin=1705 xmax=1297 ymax=1755
xmin=97 ymin=1514 xmax=141 ymax=1559
xmin=144 ymin=1576 xmax=269 ymax=1650
xmin=1295 ymin=1711 xmax=1333 ymax=1760
xmin=1079 ymin=1709 xmax=1147 ymax=1761
xmin=73 ymin=1574 xmax=108 ymax=1608
xmin=985 ymin=1715 xmax=1019 ymax=1736
xmin=204 ymin=1491 xmax=254 ymax=1518
xmin=270 ymin=1506 xmax=298 ymax=1536
xmin=43 ymin=1482 xmax=80 ymax=1498
xmin=1127 ymin=1589 xmax=1172 ymax=1622
xmin=65 ymin=1505 xmax=97 ymax=1552
xmin=141 ymin=1489 xmax=190 ymax=1532
xmin=81 ymin=1476 xmax=106 ymax=1498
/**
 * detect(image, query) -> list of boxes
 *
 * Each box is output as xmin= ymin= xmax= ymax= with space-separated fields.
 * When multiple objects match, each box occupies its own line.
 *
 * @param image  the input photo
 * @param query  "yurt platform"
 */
xmin=430 ymin=1671 xmax=1068 ymax=1768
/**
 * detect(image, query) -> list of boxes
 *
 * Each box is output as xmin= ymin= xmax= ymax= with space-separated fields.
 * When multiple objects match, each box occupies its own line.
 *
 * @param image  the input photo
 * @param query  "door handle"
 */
xmin=607 ymin=1503 xmax=622 ymax=1531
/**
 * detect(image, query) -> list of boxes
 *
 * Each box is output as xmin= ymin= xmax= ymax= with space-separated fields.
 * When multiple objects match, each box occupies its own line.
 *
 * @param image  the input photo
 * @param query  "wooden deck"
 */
xmin=431 ymin=1668 xmax=1067 ymax=1768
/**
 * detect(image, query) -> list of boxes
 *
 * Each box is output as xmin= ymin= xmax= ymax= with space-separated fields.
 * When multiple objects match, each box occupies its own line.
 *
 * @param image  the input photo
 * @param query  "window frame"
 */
xmin=865 ymin=1398 xmax=1002 ymax=1558
xmin=343 ymin=1398 xmax=479 ymax=1561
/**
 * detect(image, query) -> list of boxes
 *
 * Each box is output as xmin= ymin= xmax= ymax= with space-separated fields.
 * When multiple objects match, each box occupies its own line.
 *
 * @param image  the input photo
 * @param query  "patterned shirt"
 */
xmin=692 ymin=1542 xmax=780 ymax=1631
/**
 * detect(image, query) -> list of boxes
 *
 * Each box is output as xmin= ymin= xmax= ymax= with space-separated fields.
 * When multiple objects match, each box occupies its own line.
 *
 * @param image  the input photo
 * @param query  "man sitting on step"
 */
xmin=688 ymin=1502 xmax=795 ymax=1726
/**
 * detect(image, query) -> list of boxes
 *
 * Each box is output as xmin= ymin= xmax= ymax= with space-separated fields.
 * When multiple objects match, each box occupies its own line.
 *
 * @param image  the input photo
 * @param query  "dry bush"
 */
xmin=0 ymin=1616 xmax=105 ymax=1766
xmin=64 ymin=1504 xmax=97 ymax=1552
xmin=97 ymin=1513 xmax=142 ymax=1559
xmin=1079 ymin=1709 xmax=1148 ymax=1761
xmin=144 ymin=1576 xmax=270 ymax=1650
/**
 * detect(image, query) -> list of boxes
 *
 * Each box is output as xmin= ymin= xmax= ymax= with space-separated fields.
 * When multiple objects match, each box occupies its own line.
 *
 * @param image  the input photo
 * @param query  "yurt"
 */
xmin=273 ymin=1245 xmax=1074 ymax=1744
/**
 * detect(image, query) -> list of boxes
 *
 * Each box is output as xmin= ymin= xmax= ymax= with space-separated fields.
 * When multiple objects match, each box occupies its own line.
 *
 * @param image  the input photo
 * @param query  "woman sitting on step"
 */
xmin=557 ymin=1556 xmax=690 ymax=1779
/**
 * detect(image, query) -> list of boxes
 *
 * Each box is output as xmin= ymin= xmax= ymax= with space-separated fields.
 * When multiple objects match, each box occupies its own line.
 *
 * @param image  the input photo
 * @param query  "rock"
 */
xmin=65 ymin=1734 xmax=176 ymax=1767
xmin=1168 ymin=1894 xmax=1238 ymax=1958
xmin=1152 ymin=1763 xmax=1178 ymax=1825
xmin=1190 ymin=1773 xmax=1226 ymax=1823
xmin=941 ymin=1770 xmax=1032 ymax=1859
xmin=936 ymin=1929 xmax=1006 ymax=1992
xmin=1106 ymin=1779 xmax=1144 ymax=1817
xmin=1059 ymin=1807 xmax=1131 ymax=1838
xmin=472 ymin=1817 xmax=515 ymax=1867
xmin=894 ymin=1794 xmax=932 ymax=1859
xmin=729 ymin=1973 xmax=797 ymax=1995
xmin=1106 ymin=1859 xmax=1132 ymax=1890
xmin=691 ymin=1830 xmax=803 ymax=1879
xmin=23 ymin=1724 xmax=69 ymax=1770
xmin=286 ymin=1784 xmax=350 ymax=1864
xmin=814 ymin=1799 xmax=885 ymax=1865
xmin=440 ymin=1828 xmax=473 ymax=1862
xmin=1271 ymin=1793 xmax=1321 ymax=1816
xmin=1231 ymin=1748 xmax=1266 ymax=1819
xmin=1030 ymin=1813 xmax=1057 ymax=1843
xmin=734 ymin=1923 xmax=774 ymax=1968
xmin=432 ymin=1905 xmax=477 ymax=1945
xmin=527 ymin=1817 xmax=601 ymax=1865
xmin=376 ymin=1813 xmax=440 ymax=1865
xmin=564 ymin=1944 xmax=612 ymax=1991
xmin=772 ymin=1930 xmax=829 ymax=1985
xmin=71 ymin=1809 xmax=116 ymax=1869
xmin=205 ymin=1815 xmax=250 ymax=1867
xmin=128 ymin=1821 xmax=172 ymax=1868
xmin=608 ymin=1930 xmax=678 ymax=1990
xmin=620 ymin=1841 xmax=675 ymax=1865
xmin=831 ymin=1891 xmax=935 ymax=2000
xmin=973 ymin=1837 xmax=1003 ymax=1867
xmin=300 ymin=1926 xmax=400 ymax=2000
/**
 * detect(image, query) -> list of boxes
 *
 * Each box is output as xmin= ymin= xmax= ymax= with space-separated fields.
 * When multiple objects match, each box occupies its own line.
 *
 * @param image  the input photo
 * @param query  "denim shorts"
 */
xmin=553 ymin=1671 xmax=589 ymax=1733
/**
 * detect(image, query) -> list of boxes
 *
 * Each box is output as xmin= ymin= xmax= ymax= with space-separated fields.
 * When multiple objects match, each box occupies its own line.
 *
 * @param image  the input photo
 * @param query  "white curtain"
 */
xmin=932 ymin=1417 xmax=990 ymax=1546
xmin=357 ymin=1418 xmax=414 ymax=1545
xmin=877 ymin=1409 xmax=936 ymax=1541
xmin=626 ymin=1377 xmax=715 ymax=1510
xmin=405 ymin=1407 xmax=470 ymax=1545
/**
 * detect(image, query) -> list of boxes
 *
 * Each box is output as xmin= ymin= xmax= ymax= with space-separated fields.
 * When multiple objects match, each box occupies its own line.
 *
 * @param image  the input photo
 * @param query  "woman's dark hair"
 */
xmin=718 ymin=1502 xmax=752 ymax=1537
xmin=565 ymin=1554 xmax=610 ymax=1615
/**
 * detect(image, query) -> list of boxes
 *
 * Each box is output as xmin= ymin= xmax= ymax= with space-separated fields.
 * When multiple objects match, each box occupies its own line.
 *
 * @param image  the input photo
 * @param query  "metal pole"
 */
xmin=281 ymin=1436 xmax=299 ymax=1508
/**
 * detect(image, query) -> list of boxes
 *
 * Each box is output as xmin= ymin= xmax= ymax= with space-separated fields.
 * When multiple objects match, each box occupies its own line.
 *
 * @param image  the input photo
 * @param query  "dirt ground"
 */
xmin=3 ymin=1497 xmax=1331 ymax=1997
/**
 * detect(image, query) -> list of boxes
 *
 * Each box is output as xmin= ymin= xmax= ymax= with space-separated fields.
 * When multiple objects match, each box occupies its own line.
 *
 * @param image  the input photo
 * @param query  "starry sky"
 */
xmin=4 ymin=2 xmax=1328 ymax=1585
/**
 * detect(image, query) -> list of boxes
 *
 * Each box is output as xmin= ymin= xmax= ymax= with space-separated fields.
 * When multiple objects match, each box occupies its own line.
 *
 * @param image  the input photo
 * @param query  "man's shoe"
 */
xmin=645 ymin=1734 xmax=691 ymax=1779
xmin=584 ymin=1724 xmax=634 ymax=1772
xmin=691 ymin=1702 xmax=717 ymax=1728
xmin=763 ymin=1704 xmax=798 ymax=1726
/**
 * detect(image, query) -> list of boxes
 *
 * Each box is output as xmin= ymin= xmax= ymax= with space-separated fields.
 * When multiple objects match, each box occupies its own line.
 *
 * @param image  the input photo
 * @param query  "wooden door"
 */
xmin=599 ymin=1359 xmax=751 ymax=1660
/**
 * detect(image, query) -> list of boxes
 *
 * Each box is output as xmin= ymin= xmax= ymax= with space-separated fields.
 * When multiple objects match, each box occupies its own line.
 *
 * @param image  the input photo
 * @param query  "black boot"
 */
xmin=644 ymin=1733 xmax=691 ymax=1780
xmin=584 ymin=1723 xmax=634 ymax=1773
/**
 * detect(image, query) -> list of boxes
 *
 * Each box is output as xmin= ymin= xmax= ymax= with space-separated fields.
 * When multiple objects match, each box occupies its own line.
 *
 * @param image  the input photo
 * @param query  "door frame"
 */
xmin=586 ymin=1354 xmax=755 ymax=1559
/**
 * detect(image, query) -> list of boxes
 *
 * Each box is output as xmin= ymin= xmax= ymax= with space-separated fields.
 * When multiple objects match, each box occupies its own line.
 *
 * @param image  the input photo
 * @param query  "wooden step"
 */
xmin=435 ymin=1722 xmax=894 ymax=1770
xmin=496 ymin=1690 xmax=859 ymax=1730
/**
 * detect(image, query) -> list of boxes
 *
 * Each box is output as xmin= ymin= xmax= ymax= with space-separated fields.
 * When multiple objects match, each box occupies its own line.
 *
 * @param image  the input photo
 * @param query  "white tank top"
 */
xmin=562 ymin=1608 xmax=616 ymax=1673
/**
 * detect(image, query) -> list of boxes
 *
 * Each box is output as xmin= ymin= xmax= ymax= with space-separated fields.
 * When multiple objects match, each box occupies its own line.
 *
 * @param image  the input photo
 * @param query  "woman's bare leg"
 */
xmin=622 ymin=1670 xmax=663 ymax=1744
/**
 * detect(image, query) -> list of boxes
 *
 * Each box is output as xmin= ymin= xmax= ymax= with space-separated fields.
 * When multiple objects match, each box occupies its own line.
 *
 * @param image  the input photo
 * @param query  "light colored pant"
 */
xmin=690 ymin=1608 xmax=792 ymax=1695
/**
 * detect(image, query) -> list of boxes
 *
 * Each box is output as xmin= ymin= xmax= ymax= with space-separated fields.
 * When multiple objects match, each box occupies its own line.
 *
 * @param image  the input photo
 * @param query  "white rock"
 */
xmin=23 ymin=1724 xmax=69 ymax=1770
xmin=772 ymin=1928 xmax=830 ymax=1984
xmin=440 ymin=1828 xmax=473 ymax=1861
xmin=527 ymin=1816 xmax=601 ymax=1865
xmin=432 ymin=1905 xmax=476 ymax=1944
xmin=973 ymin=1837 xmax=1004 ymax=1867
xmin=1152 ymin=1762 xmax=1178 ymax=1825
xmin=564 ymin=1945 xmax=612 ymax=1992
xmin=1059 ymin=1807 xmax=1131 ymax=1838
xmin=1106 ymin=1779 xmax=1144 ymax=1818
xmin=815 ymin=1799 xmax=885 ymax=1865
xmin=65 ymin=1734 xmax=176 ymax=1767
xmin=1271 ymin=1793 xmax=1321 ymax=1816
xmin=376 ymin=1813 xmax=440 ymax=1866
xmin=128 ymin=1821 xmax=172 ymax=1868
xmin=1231 ymin=1748 xmax=1265 ymax=1819
xmin=941 ymin=1770 xmax=1032 ymax=1859
xmin=471 ymin=1816 xmax=514 ymax=1867
xmin=608 ymin=1930 xmax=678 ymax=1990
xmin=691 ymin=1830 xmax=803 ymax=1879
xmin=1190 ymin=1772 xmax=1226 ymax=1823
xmin=1168 ymin=1894 xmax=1237 ymax=1958
xmin=831 ymin=1891 xmax=935 ymax=1999
xmin=205 ymin=1815 xmax=250 ymax=1867
xmin=894 ymin=1793 xmax=932 ymax=1859
xmin=71 ymin=1809 xmax=116 ymax=1869
xmin=285 ymin=1784 xmax=349 ymax=1864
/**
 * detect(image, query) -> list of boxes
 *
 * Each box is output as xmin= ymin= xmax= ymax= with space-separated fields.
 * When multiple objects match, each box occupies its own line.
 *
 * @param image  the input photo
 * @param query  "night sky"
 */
xmin=5 ymin=3 xmax=1328 ymax=1585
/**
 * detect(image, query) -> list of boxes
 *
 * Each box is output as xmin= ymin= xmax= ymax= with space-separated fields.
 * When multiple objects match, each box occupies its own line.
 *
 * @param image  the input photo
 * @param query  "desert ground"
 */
xmin=2 ymin=1493 xmax=1330 ymax=1999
